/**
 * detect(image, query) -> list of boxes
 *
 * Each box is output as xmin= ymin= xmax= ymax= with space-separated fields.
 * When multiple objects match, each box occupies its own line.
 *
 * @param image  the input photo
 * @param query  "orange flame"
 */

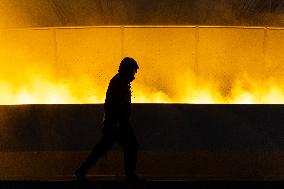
xmin=0 ymin=26 xmax=283 ymax=104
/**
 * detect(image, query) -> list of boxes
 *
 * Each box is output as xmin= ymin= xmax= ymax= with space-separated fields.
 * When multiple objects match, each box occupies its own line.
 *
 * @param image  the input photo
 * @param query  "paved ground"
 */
xmin=0 ymin=180 xmax=284 ymax=189
xmin=2 ymin=151 xmax=284 ymax=181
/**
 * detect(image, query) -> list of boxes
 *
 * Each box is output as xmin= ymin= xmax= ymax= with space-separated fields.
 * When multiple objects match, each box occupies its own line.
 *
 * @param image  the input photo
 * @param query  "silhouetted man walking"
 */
xmin=75 ymin=57 xmax=144 ymax=182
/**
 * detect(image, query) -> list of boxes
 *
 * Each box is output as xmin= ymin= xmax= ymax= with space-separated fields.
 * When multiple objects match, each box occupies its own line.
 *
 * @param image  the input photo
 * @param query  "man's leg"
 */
xmin=75 ymin=132 xmax=114 ymax=180
xmin=117 ymin=126 xmax=139 ymax=178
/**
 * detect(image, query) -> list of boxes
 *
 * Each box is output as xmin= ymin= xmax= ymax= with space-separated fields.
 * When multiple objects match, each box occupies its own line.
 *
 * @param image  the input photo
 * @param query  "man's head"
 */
xmin=118 ymin=57 xmax=139 ymax=83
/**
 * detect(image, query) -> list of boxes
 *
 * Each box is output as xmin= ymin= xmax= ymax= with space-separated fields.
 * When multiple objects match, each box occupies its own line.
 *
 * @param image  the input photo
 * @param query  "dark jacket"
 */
xmin=103 ymin=73 xmax=131 ymax=126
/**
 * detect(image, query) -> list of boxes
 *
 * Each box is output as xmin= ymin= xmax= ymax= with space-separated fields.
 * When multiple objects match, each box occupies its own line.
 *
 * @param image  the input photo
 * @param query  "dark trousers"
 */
xmin=77 ymin=123 xmax=139 ymax=176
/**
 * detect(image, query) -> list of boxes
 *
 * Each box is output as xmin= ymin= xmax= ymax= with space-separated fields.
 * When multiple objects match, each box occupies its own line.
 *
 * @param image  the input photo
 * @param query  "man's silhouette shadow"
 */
xmin=75 ymin=57 xmax=145 ymax=182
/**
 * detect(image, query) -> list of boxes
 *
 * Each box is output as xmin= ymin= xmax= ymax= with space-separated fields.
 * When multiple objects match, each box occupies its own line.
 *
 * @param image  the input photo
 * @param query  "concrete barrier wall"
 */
xmin=0 ymin=104 xmax=284 ymax=180
xmin=1 ymin=104 xmax=284 ymax=152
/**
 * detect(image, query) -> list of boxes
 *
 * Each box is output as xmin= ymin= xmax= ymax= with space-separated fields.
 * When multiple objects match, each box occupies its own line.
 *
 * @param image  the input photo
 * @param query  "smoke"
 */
xmin=0 ymin=0 xmax=284 ymax=28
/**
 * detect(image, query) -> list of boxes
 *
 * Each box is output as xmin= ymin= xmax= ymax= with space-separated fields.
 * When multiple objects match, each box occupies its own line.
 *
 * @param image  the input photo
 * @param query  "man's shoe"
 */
xmin=75 ymin=169 xmax=88 ymax=181
xmin=125 ymin=174 xmax=146 ymax=182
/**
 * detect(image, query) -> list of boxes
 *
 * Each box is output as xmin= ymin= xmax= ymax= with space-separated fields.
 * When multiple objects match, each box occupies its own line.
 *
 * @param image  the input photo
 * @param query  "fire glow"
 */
xmin=0 ymin=26 xmax=284 ymax=104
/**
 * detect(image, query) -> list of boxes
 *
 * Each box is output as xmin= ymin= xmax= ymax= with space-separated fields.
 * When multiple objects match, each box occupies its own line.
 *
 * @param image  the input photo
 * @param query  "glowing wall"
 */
xmin=0 ymin=26 xmax=283 ymax=104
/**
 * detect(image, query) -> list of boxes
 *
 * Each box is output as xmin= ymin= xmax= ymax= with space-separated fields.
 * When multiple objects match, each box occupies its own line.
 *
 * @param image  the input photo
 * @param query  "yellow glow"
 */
xmin=0 ymin=26 xmax=283 ymax=104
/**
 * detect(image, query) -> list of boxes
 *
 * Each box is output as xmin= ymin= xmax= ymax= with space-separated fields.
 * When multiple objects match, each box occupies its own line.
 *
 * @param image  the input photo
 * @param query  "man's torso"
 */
xmin=103 ymin=74 xmax=131 ymax=127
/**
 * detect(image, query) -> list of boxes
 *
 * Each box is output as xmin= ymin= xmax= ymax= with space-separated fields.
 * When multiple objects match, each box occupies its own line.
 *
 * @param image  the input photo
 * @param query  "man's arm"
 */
xmin=104 ymin=79 xmax=130 ymax=123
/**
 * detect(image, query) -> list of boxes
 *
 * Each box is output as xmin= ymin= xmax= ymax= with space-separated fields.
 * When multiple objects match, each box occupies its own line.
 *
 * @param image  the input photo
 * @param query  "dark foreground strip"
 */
xmin=1 ymin=104 xmax=284 ymax=151
xmin=0 ymin=181 xmax=284 ymax=189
